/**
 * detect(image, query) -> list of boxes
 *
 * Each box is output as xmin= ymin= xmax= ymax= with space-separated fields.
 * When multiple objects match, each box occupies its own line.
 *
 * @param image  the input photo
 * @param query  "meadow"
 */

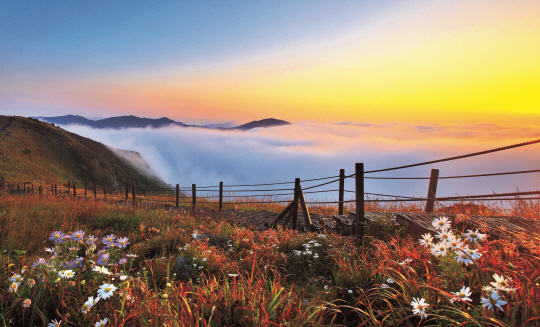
xmin=0 ymin=193 xmax=539 ymax=326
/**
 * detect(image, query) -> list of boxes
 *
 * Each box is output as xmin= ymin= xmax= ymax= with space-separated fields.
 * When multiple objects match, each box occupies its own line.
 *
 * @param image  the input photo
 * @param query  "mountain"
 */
xmin=235 ymin=118 xmax=290 ymax=131
xmin=0 ymin=115 xmax=168 ymax=189
xmin=37 ymin=115 xmax=290 ymax=131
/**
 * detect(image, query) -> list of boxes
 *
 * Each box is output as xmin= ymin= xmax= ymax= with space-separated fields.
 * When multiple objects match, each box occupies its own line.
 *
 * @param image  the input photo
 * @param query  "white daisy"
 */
xmin=481 ymin=291 xmax=506 ymax=311
xmin=432 ymin=217 xmax=451 ymax=230
xmin=411 ymin=297 xmax=429 ymax=318
xmin=97 ymin=284 xmax=117 ymax=299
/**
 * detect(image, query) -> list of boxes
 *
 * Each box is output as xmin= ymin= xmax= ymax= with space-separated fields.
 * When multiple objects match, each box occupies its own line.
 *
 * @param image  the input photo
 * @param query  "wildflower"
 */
xmin=48 ymin=319 xmax=62 ymax=327
xmin=8 ymin=282 xmax=18 ymax=293
xmin=452 ymin=286 xmax=472 ymax=302
xmin=380 ymin=284 xmax=390 ymax=289
xmin=32 ymin=258 xmax=48 ymax=268
xmin=118 ymin=258 xmax=128 ymax=265
xmin=432 ymin=217 xmax=451 ymax=230
xmin=97 ymin=253 xmax=110 ymax=265
xmin=86 ymin=235 xmax=97 ymax=245
xmin=97 ymin=283 xmax=117 ymax=299
xmin=162 ymin=293 xmax=168 ymax=299
xmin=50 ymin=231 xmax=66 ymax=243
xmin=202 ymin=258 xmax=207 ymax=262
xmin=126 ymin=253 xmax=138 ymax=258
xmin=93 ymin=266 xmax=112 ymax=275
xmin=431 ymin=242 xmax=447 ymax=257
xmin=386 ymin=277 xmax=395 ymax=284
xmin=28 ymin=279 xmax=36 ymax=287
xmin=324 ymin=285 xmax=328 ymax=290
xmin=463 ymin=229 xmax=486 ymax=243
xmin=435 ymin=228 xmax=454 ymax=242
xmin=118 ymin=274 xmax=128 ymax=281
xmin=466 ymin=247 xmax=482 ymax=260
xmin=116 ymin=237 xmax=129 ymax=248
xmin=95 ymin=318 xmax=108 ymax=327
xmin=399 ymin=258 xmax=412 ymax=265
xmin=45 ymin=247 xmax=55 ymax=253
xmin=445 ymin=236 xmax=463 ymax=250
xmin=411 ymin=297 xmax=429 ymax=318
xmin=481 ymin=291 xmax=507 ymax=311
xmin=59 ymin=270 xmax=75 ymax=278
xmin=313 ymin=253 xmax=319 ymax=259
xmin=69 ymin=247 xmax=79 ymax=251
xmin=22 ymin=298 xmax=31 ymax=308
xmin=491 ymin=274 xmax=515 ymax=292
xmin=10 ymin=274 xmax=23 ymax=284
xmin=81 ymin=296 xmax=99 ymax=314
xmin=102 ymin=234 xmax=116 ymax=246
xmin=249 ymin=251 xmax=254 ymax=255
xmin=455 ymin=251 xmax=473 ymax=265
xmin=229 ymin=274 xmax=239 ymax=277
xmin=348 ymin=289 xmax=353 ymax=294
xmin=71 ymin=230 xmax=85 ymax=241
xmin=419 ymin=233 xmax=433 ymax=247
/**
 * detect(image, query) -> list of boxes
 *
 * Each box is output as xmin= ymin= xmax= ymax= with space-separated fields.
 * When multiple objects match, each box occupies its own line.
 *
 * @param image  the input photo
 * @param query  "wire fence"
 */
xmin=2 ymin=138 xmax=540 ymax=217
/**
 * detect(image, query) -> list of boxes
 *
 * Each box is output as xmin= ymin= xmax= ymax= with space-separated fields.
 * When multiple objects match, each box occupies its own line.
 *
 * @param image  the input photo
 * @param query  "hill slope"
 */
xmin=0 ymin=115 xmax=168 ymax=189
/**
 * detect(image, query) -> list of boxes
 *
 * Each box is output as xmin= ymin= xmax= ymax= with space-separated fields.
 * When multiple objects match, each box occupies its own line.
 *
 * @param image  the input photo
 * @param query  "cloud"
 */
xmin=59 ymin=122 xmax=540 ymax=203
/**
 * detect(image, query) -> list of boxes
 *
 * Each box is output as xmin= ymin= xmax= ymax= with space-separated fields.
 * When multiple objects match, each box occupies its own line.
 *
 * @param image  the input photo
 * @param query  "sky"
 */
xmin=1 ymin=1 xmax=540 ymax=203
xmin=1 ymin=1 xmax=539 ymax=125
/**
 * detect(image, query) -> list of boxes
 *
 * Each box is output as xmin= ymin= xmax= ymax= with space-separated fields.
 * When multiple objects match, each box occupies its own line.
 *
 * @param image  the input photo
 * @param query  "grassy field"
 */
xmin=0 ymin=193 xmax=539 ymax=326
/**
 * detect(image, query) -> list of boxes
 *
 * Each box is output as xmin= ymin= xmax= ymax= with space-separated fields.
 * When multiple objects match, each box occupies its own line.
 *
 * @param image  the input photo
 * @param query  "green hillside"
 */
xmin=0 ymin=115 xmax=168 ymax=189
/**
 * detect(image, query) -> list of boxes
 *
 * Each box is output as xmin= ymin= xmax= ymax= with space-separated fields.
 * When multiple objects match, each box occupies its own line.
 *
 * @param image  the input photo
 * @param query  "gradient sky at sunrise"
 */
xmin=1 ymin=1 xmax=539 ymax=125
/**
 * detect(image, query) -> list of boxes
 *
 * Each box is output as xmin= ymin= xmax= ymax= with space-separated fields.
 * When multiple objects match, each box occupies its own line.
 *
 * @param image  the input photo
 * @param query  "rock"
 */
xmin=173 ymin=257 xmax=191 ymax=281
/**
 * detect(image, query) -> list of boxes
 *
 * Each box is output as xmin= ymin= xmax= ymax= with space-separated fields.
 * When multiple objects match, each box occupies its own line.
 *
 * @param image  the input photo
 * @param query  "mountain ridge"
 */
xmin=36 ymin=115 xmax=291 ymax=131
xmin=0 ymin=115 xmax=168 ymax=189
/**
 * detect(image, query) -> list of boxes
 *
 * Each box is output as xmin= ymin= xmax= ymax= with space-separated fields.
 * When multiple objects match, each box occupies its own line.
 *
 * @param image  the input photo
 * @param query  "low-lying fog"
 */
xmin=59 ymin=121 xmax=540 ymax=204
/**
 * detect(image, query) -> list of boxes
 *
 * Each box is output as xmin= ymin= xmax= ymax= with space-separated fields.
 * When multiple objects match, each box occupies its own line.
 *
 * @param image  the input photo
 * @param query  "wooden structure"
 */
xmin=271 ymin=178 xmax=316 ymax=231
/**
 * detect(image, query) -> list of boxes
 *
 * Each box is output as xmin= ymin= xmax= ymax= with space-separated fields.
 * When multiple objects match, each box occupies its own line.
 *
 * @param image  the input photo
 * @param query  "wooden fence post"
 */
xmin=192 ymin=184 xmax=196 ymax=213
xmin=355 ymin=163 xmax=365 ymax=235
xmin=85 ymin=181 xmax=87 ymax=197
xmin=425 ymin=168 xmax=439 ymax=213
xmin=68 ymin=181 xmax=70 ymax=194
xmin=339 ymin=169 xmax=345 ymax=215
xmin=219 ymin=181 xmax=223 ymax=212
xmin=93 ymin=182 xmax=97 ymax=200
xmin=103 ymin=186 xmax=107 ymax=200
xmin=176 ymin=184 xmax=179 ymax=208
xmin=73 ymin=184 xmax=76 ymax=197
xmin=55 ymin=184 xmax=57 ymax=196
xmin=132 ymin=183 xmax=136 ymax=205
xmin=31 ymin=184 xmax=34 ymax=194
xmin=292 ymin=178 xmax=300 ymax=230
xmin=125 ymin=182 xmax=129 ymax=202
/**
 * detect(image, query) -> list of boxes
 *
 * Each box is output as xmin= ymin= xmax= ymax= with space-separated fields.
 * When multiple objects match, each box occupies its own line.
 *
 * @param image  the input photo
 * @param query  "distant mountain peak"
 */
xmin=38 ymin=115 xmax=291 ymax=131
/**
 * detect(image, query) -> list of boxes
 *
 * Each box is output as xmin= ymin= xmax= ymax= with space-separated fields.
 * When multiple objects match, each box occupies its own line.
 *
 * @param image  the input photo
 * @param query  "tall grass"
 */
xmin=0 ymin=192 xmax=539 ymax=326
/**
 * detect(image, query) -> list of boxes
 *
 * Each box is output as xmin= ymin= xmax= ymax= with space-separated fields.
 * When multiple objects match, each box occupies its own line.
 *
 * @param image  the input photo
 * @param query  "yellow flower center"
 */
xmin=89 ymin=238 xmax=94 ymax=242
xmin=438 ymin=222 xmax=444 ymax=226
xmin=15 ymin=277 xmax=21 ymax=282
xmin=106 ymin=238 xmax=112 ymax=242
xmin=54 ymin=234 xmax=60 ymax=239
xmin=461 ymin=254 xmax=468 ymax=259
xmin=105 ymin=287 xmax=111 ymax=292
xmin=439 ymin=247 xmax=445 ymax=251
xmin=501 ymin=281 xmax=507 ymax=287
xmin=75 ymin=233 xmax=81 ymax=238
xmin=120 ymin=241 xmax=125 ymax=245
xmin=471 ymin=233 xmax=477 ymax=238
xmin=459 ymin=292 xmax=466 ymax=298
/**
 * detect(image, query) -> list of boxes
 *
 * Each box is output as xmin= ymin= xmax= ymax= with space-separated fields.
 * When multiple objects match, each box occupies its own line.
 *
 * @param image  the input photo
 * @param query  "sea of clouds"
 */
xmin=58 ymin=121 xmax=540 ymax=204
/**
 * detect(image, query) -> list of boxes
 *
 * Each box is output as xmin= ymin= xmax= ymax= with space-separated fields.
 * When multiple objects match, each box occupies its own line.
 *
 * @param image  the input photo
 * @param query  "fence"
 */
xmin=2 ymin=138 xmax=540 ymax=234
